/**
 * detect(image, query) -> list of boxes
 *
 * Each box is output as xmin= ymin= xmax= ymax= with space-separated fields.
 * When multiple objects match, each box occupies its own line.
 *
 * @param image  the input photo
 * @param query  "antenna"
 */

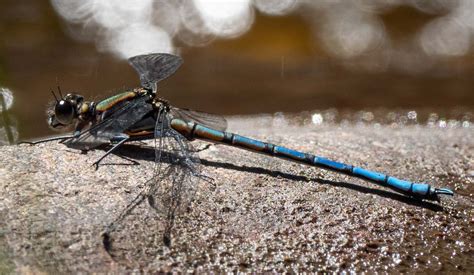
xmin=50 ymin=89 xmax=59 ymax=102
xmin=57 ymin=85 xmax=63 ymax=99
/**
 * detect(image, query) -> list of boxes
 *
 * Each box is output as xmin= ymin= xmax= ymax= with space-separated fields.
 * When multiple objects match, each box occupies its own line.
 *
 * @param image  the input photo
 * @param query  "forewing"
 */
xmin=147 ymin=107 xmax=201 ymax=244
xmin=128 ymin=53 xmax=183 ymax=90
xmin=66 ymin=94 xmax=153 ymax=149
xmin=170 ymin=107 xmax=227 ymax=131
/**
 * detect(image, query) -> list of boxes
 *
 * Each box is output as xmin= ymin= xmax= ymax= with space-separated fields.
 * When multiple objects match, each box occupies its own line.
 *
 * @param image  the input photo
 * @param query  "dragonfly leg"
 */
xmin=92 ymin=134 xmax=130 ymax=170
xmin=194 ymin=143 xmax=212 ymax=152
xmin=19 ymin=130 xmax=81 ymax=145
xmin=18 ymin=134 xmax=76 ymax=145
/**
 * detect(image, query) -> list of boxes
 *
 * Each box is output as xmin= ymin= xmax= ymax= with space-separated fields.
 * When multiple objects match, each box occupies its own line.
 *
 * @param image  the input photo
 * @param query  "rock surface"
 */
xmin=0 ymin=117 xmax=473 ymax=273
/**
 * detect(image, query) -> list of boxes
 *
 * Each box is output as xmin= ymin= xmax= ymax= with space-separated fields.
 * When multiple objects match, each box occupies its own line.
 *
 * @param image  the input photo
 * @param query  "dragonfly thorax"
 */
xmin=153 ymin=97 xmax=171 ymax=111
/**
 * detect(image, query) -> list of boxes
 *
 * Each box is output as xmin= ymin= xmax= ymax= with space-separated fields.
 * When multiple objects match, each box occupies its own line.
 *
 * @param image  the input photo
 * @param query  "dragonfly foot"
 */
xmin=195 ymin=144 xmax=212 ymax=152
xmin=92 ymin=161 xmax=100 ymax=170
xmin=17 ymin=140 xmax=34 ymax=145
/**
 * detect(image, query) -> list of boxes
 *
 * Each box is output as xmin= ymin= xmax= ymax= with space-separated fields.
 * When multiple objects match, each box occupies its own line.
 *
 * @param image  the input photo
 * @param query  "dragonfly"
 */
xmin=22 ymin=53 xmax=454 ymax=246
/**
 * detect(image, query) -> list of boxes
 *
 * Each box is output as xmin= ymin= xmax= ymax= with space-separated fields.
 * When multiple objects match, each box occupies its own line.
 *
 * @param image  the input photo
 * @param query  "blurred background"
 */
xmin=0 ymin=0 xmax=473 ymax=141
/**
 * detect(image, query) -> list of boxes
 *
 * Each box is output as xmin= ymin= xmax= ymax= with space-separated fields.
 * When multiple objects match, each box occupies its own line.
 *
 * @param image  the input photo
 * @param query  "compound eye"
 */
xmin=55 ymin=100 xmax=75 ymax=124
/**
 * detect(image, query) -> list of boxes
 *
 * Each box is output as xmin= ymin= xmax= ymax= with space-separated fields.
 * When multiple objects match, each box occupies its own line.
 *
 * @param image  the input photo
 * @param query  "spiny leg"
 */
xmin=92 ymin=135 xmax=130 ymax=169
xmin=18 ymin=134 xmax=76 ymax=145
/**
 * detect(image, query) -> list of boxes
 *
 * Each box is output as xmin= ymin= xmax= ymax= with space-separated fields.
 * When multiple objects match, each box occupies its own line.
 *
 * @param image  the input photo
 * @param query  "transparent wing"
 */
xmin=66 ymin=94 xmax=153 ymax=150
xmin=128 ymin=53 xmax=183 ymax=90
xmin=170 ymin=107 xmax=227 ymax=131
xmin=147 ymin=106 xmax=201 ymax=245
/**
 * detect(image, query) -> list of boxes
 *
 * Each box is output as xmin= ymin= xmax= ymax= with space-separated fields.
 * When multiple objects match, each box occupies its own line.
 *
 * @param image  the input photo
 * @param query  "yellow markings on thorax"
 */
xmin=95 ymin=91 xmax=137 ymax=112
xmin=80 ymin=102 xmax=89 ymax=114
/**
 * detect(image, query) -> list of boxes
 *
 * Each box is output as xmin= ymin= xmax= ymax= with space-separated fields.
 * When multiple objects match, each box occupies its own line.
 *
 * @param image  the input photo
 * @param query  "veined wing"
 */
xmin=128 ymin=53 xmax=183 ymax=91
xmin=147 ymin=106 xmax=201 ymax=246
xmin=170 ymin=107 xmax=227 ymax=131
xmin=65 ymin=93 xmax=153 ymax=150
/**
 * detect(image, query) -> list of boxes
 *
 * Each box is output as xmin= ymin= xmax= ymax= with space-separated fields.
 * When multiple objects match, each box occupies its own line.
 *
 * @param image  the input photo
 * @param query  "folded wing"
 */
xmin=128 ymin=53 xmax=183 ymax=91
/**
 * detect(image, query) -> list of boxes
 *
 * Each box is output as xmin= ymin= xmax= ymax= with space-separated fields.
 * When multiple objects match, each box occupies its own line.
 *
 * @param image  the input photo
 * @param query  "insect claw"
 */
xmin=17 ymin=140 xmax=34 ymax=145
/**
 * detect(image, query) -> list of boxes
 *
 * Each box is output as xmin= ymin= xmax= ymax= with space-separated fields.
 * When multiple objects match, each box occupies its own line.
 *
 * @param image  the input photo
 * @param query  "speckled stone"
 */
xmin=0 ymin=117 xmax=472 ymax=273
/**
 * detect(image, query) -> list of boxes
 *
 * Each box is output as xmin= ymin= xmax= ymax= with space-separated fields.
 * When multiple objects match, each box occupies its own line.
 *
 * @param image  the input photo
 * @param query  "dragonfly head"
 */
xmin=48 ymin=88 xmax=84 ymax=129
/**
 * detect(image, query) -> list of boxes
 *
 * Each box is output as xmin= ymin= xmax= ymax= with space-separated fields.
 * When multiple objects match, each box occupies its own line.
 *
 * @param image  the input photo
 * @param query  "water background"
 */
xmin=1 ymin=1 xmax=473 ymax=140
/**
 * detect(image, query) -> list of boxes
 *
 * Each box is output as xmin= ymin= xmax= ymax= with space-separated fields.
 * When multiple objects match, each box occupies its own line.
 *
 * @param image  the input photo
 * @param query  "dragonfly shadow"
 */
xmin=112 ymin=144 xmax=444 ymax=212
xmin=199 ymin=159 xmax=444 ymax=212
